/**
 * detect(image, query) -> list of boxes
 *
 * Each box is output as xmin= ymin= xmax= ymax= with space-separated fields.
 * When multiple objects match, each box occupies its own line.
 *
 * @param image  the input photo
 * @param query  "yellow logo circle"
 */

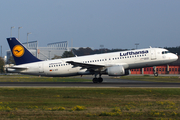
xmin=12 ymin=45 xmax=25 ymax=57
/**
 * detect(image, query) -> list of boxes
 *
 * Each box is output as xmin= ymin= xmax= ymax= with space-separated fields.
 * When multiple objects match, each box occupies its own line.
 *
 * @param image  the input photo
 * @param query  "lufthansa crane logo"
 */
xmin=12 ymin=45 xmax=25 ymax=57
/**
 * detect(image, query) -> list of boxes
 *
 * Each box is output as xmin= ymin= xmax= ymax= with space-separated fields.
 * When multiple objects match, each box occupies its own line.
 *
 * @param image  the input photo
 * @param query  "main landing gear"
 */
xmin=93 ymin=77 xmax=103 ymax=83
xmin=92 ymin=74 xmax=103 ymax=83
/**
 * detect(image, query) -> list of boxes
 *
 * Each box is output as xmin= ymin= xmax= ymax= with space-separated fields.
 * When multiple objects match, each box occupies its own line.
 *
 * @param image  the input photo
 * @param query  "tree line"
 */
xmin=60 ymin=46 xmax=180 ymax=58
xmin=0 ymin=57 xmax=5 ymax=73
xmin=164 ymin=46 xmax=180 ymax=55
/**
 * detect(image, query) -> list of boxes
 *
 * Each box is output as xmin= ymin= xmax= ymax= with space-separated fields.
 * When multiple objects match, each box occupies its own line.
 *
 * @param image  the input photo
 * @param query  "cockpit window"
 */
xmin=162 ymin=51 xmax=170 ymax=54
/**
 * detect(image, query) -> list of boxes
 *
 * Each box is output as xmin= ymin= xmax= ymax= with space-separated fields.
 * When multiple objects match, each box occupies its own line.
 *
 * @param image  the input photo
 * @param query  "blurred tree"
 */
xmin=61 ymin=51 xmax=74 ymax=58
xmin=165 ymin=46 xmax=180 ymax=55
xmin=52 ymin=55 xmax=61 ymax=60
xmin=73 ymin=47 xmax=126 ymax=56
xmin=0 ymin=57 xmax=5 ymax=73
xmin=7 ymin=56 xmax=15 ymax=64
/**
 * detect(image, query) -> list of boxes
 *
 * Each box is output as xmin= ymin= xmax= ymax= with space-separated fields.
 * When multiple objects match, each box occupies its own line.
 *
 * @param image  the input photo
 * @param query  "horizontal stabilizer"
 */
xmin=9 ymin=66 xmax=28 ymax=69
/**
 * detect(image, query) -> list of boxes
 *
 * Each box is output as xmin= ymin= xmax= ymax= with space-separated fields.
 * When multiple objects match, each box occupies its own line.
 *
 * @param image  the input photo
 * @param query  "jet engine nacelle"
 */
xmin=107 ymin=65 xmax=130 ymax=76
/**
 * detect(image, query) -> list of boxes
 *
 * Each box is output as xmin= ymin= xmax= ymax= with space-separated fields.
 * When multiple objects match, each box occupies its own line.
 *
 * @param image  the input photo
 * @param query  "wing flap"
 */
xmin=66 ymin=61 xmax=105 ymax=70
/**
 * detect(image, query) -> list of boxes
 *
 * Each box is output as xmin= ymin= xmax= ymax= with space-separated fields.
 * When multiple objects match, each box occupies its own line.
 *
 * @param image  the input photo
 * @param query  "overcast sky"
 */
xmin=1 ymin=0 xmax=180 ymax=56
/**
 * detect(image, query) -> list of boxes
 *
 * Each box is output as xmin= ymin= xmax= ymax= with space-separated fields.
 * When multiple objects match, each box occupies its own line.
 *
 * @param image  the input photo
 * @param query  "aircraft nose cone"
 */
xmin=173 ymin=54 xmax=178 ymax=60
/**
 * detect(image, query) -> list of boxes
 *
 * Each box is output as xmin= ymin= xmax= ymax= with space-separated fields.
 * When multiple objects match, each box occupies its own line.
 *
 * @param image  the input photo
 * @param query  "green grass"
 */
xmin=0 ymin=88 xmax=180 ymax=119
xmin=119 ymin=75 xmax=180 ymax=83
xmin=0 ymin=75 xmax=91 ymax=82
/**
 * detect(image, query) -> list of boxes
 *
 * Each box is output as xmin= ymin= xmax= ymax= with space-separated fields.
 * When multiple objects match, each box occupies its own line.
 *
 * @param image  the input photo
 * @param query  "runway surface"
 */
xmin=0 ymin=75 xmax=180 ymax=88
xmin=0 ymin=82 xmax=180 ymax=88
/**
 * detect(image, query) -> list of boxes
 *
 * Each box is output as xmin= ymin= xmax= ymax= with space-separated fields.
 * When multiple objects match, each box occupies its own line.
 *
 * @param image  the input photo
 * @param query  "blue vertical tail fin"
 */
xmin=7 ymin=37 xmax=42 ymax=65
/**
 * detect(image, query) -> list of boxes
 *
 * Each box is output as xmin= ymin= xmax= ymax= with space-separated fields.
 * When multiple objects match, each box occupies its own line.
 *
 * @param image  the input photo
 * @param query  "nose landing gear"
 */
xmin=153 ymin=66 xmax=158 ymax=77
xmin=154 ymin=72 xmax=158 ymax=77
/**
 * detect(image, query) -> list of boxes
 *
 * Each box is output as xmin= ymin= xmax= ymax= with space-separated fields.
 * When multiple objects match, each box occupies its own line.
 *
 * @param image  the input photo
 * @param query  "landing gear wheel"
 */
xmin=92 ymin=78 xmax=103 ymax=83
xmin=154 ymin=72 xmax=158 ymax=77
xmin=93 ymin=78 xmax=98 ymax=83
xmin=98 ymin=78 xmax=103 ymax=83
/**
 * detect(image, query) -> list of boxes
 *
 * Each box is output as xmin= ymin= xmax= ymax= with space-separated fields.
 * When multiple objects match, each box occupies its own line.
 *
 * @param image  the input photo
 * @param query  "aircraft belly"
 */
xmin=18 ymin=63 xmax=45 ymax=75
xmin=129 ymin=60 xmax=162 ymax=69
xmin=25 ymin=68 xmax=39 ymax=75
xmin=46 ymin=66 xmax=79 ymax=76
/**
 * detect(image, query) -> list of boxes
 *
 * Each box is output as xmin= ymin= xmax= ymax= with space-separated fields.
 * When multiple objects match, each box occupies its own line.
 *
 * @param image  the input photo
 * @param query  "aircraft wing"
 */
xmin=66 ymin=61 xmax=105 ymax=71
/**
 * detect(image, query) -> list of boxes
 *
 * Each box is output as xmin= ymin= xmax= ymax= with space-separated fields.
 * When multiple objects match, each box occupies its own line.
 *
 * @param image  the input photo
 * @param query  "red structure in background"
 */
xmin=131 ymin=55 xmax=180 ymax=75
xmin=131 ymin=65 xmax=180 ymax=75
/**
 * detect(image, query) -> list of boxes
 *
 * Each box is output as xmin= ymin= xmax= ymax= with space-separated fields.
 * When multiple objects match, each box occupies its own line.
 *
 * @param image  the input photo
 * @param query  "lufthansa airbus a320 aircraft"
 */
xmin=7 ymin=37 xmax=178 ymax=83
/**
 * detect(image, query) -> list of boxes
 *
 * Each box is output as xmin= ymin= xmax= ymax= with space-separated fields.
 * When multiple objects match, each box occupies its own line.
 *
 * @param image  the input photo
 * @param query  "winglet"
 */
xmin=7 ymin=37 xmax=42 ymax=65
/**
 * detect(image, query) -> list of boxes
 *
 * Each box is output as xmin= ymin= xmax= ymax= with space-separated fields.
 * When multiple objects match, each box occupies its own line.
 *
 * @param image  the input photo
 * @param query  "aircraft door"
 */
xmin=38 ymin=63 xmax=44 ymax=73
xmin=151 ymin=49 xmax=156 ymax=60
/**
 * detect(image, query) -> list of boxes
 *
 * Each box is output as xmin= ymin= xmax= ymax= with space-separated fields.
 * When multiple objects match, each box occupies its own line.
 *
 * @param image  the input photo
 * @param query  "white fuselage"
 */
xmin=8 ymin=48 xmax=178 ymax=77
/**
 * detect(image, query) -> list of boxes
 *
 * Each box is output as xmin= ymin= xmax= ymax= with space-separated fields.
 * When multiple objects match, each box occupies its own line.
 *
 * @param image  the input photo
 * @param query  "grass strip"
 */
xmin=0 ymin=75 xmax=91 ymax=82
xmin=0 ymin=88 xmax=179 ymax=119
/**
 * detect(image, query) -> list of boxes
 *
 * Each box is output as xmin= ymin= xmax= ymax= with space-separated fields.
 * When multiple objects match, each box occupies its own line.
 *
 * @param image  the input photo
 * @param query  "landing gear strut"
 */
xmin=153 ymin=66 xmax=158 ymax=77
xmin=154 ymin=72 xmax=158 ymax=77
xmin=92 ymin=74 xmax=103 ymax=83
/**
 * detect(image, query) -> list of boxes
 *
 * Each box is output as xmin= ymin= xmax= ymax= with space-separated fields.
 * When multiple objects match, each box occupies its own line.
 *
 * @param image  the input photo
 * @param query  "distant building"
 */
xmin=6 ymin=40 xmax=80 ymax=62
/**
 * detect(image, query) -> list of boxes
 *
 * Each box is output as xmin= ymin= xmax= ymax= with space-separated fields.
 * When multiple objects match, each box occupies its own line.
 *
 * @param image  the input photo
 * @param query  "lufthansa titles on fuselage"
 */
xmin=120 ymin=50 xmax=148 ymax=56
xmin=49 ymin=62 xmax=62 ymax=66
